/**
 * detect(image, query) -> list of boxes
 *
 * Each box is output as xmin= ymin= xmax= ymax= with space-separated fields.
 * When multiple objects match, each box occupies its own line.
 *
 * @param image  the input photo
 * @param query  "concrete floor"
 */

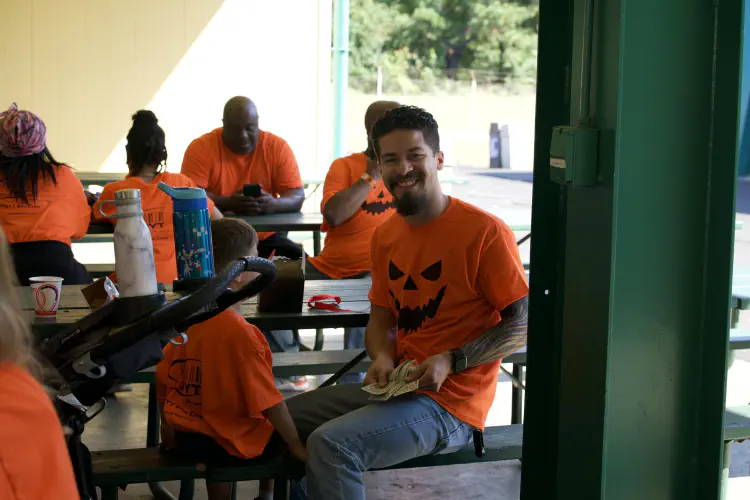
xmin=80 ymin=169 xmax=750 ymax=499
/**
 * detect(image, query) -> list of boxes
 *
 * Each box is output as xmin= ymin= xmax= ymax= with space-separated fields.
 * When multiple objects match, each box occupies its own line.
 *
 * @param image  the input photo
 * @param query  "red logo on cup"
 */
xmin=34 ymin=283 xmax=60 ymax=316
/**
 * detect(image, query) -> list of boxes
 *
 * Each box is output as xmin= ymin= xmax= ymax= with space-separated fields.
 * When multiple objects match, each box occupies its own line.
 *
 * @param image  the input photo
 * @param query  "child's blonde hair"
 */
xmin=0 ymin=229 xmax=39 ymax=378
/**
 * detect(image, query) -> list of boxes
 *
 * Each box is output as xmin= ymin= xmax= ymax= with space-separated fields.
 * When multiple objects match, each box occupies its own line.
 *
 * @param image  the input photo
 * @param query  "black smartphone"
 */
xmin=243 ymin=184 xmax=261 ymax=197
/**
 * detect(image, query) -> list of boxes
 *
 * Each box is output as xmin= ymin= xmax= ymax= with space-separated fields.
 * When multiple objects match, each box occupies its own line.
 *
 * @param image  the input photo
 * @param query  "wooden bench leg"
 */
xmin=313 ymin=231 xmax=321 ymax=256
xmin=314 ymin=329 xmax=325 ymax=351
xmin=100 ymin=485 xmax=119 ymax=500
xmin=147 ymin=382 xmax=159 ymax=447
xmin=510 ymin=364 xmax=525 ymax=424
xmin=720 ymin=441 xmax=731 ymax=500
xmin=273 ymin=479 xmax=290 ymax=500
xmin=178 ymin=479 xmax=196 ymax=500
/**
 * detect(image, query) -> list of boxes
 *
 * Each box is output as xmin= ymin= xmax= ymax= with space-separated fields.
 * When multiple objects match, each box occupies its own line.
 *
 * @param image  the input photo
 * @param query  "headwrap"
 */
xmin=0 ymin=103 xmax=47 ymax=157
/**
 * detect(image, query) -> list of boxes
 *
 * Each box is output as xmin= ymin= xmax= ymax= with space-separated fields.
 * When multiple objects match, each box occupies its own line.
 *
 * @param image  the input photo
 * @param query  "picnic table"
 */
xmin=732 ymin=266 xmax=750 ymax=310
xmin=76 ymin=171 xmax=469 ymax=189
xmin=78 ymin=173 xmax=332 ymax=189
xmin=26 ymin=279 xmax=372 ymax=338
xmin=86 ymin=212 xmax=327 ymax=254
xmin=80 ymin=215 xmax=532 ymax=268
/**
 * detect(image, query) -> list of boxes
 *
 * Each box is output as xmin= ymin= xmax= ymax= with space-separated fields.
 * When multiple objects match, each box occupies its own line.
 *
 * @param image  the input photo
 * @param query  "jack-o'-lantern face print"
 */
xmin=361 ymin=188 xmax=396 ymax=216
xmin=387 ymin=259 xmax=447 ymax=333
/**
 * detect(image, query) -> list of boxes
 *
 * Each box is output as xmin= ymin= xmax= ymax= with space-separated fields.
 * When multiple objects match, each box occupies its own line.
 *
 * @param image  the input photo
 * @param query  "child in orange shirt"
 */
xmin=156 ymin=218 xmax=306 ymax=500
xmin=0 ymin=228 xmax=78 ymax=499
xmin=94 ymin=110 xmax=222 ymax=285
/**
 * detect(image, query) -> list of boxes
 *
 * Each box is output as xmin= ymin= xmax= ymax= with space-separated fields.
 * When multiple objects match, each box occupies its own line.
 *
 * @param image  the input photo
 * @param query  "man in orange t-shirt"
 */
xmin=285 ymin=106 xmax=529 ymax=500
xmin=181 ymin=96 xmax=305 ymax=260
xmin=307 ymin=100 xmax=399 ymax=279
xmin=306 ymin=101 xmax=399 ymax=382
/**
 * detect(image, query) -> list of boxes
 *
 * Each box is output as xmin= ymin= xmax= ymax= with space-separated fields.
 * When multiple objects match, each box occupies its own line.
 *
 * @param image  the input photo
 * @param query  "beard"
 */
xmin=394 ymin=190 xmax=428 ymax=216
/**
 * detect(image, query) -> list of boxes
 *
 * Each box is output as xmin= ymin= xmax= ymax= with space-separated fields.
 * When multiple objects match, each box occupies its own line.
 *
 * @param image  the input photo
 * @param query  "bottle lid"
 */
xmin=158 ymin=182 xmax=207 ymax=200
xmin=114 ymin=189 xmax=141 ymax=201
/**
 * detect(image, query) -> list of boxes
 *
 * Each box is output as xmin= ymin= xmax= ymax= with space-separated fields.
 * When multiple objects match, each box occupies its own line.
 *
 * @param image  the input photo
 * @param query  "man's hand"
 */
xmin=246 ymin=190 xmax=275 ymax=214
xmin=363 ymin=354 xmax=395 ymax=388
xmin=160 ymin=420 xmax=177 ymax=451
xmin=365 ymin=156 xmax=381 ymax=182
xmin=405 ymin=352 xmax=453 ymax=392
xmin=221 ymin=191 xmax=275 ymax=215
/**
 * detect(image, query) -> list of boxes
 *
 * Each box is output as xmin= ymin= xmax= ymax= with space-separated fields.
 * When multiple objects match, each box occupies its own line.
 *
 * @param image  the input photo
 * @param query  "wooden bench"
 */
xmin=92 ymin=425 xmax=522 ymax=500
xmin=91 ymin=406 xmax=750 ymax=500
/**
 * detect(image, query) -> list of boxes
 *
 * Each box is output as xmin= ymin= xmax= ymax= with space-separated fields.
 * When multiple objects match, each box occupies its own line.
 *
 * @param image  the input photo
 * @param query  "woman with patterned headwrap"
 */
xmin=0 ymin=103 xmax=91 ymax=285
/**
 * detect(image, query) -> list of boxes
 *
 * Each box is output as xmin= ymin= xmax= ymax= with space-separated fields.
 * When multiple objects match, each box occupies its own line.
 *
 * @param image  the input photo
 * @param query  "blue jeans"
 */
xmin=285 ymin=384 xmax=474 ymax=500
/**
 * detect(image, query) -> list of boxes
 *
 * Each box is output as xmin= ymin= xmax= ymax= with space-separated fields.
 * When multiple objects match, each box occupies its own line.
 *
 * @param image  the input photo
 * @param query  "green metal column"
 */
xmin=332 ymin=0 xmax=350 ymax=159
xmin=522 ymin=0 xmax=743 ymax=498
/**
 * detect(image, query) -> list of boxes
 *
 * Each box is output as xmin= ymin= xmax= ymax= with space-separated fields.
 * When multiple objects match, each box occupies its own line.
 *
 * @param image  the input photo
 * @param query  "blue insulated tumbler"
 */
xmin=158 ymin=182 xmax=214 ymax=281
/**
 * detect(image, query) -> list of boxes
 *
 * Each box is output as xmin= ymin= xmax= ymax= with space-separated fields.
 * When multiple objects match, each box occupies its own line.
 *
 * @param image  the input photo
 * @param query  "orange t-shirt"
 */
xmin=156 ymin=309 xmax=284 ymax=459
xmin=93 ymin=172 xmax=216 ymax=285
xmin=0 ymin=165 xmax=90 ymax=245
xmin=181 ymin=128 xmax=303 ymax=240
xmin=0 ymin=363 xmax=78 ymax=499
xmin=368 ymin=197 xmax=529 ymax=430
xmin=308 ymin=152 xmax=395 ymax=278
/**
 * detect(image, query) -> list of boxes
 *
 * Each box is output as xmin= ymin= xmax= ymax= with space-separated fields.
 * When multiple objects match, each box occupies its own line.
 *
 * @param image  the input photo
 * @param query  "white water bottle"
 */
xmin=99 ymin=189 xmax=158 ymax=298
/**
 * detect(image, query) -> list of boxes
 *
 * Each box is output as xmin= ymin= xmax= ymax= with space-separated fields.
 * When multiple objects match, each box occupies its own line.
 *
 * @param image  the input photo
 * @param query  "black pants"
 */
xmin=258 ymin=232 xmax=303 ymax=260
xmin=172 ymin=430 xmax=284 ymax=464
xmin=11 ymin=240 xmax=91 ymax=285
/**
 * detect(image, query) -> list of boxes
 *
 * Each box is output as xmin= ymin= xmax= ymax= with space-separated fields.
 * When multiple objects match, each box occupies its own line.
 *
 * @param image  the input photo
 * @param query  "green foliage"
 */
xmin=348 ymin=0 xmax=538 ymax=94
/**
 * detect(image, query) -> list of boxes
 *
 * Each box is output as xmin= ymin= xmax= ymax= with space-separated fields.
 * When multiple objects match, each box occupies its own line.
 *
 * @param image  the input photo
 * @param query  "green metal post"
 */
xmin=332 ymin=0 xmax=350 ymax=159
xmin=522 ymin=0 xmax=743 ymax=498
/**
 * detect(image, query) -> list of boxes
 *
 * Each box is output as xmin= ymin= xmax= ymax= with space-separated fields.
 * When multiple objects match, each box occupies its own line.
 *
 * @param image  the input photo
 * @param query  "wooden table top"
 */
xmin=27 ymin=279 xmax=372 ymax=335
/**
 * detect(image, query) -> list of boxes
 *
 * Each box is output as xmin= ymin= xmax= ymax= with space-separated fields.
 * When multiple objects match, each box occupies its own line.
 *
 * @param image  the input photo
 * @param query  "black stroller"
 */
xmin=35 ymin=257 xmax=278 ymax=499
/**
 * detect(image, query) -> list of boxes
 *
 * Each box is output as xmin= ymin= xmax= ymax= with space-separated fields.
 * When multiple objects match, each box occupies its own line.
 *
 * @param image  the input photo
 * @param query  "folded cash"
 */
xmin=362 ymin=359 xmax=421 ymax=401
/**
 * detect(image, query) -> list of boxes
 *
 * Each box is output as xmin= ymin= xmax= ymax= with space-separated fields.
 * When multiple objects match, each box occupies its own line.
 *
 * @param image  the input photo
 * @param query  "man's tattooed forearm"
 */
xmin=462 ymin=297 xmax=528 ymax=368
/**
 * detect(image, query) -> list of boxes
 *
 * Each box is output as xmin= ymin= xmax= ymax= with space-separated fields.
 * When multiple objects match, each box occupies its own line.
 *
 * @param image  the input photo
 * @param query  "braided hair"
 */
xmin=125 ymin=110 xmax=167 ymax=177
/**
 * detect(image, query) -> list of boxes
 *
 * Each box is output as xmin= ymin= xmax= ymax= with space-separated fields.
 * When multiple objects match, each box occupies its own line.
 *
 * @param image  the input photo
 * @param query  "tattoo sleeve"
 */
xmin=462 ymin=296 xmax=528 ymax=368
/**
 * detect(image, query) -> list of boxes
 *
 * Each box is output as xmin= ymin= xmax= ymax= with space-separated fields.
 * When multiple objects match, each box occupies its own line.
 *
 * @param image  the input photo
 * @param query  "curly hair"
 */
xmin=126 ymin=110 xmax=168 ymax=176
xmin=370 ymin=105 xmax=441 ymax=156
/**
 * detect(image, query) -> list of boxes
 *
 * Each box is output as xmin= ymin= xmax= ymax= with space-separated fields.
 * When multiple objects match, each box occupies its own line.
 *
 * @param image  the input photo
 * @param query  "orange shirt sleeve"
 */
xmin=368 ymin=226 xmax=391 ymax=308
xmin=270 ymin=137 xmax=303 ymax=194
xmin=237 ymin=326 xmax=284 ymax=415
xmin=476 ymin=224 xmax=529 ymax=313
xmin=181 ymin=138 xmax=213 ymax=189
xmin=320 ymin=157 xmax=352 ymax=211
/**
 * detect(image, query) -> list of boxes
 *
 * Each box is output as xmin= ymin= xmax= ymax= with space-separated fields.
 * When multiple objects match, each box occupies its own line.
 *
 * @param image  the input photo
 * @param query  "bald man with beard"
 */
xmin=305 ymin=101 xmax=400 ymax=382
xmin=181 ymin=96 xmax=305 ymax=260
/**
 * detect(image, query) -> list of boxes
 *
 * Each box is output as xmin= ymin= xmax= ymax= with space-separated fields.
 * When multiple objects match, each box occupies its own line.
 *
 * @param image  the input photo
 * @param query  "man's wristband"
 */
xmin=361 ymin=173 xmax=377 ymax=189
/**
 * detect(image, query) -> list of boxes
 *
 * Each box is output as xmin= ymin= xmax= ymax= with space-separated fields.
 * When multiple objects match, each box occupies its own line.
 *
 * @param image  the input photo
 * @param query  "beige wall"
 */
xmin=0 ymin=0 xmax=332 ymax=177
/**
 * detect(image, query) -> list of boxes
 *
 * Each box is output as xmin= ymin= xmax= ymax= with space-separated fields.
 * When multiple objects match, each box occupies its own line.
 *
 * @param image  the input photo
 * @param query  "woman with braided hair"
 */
xmin=94 ymin=110 xmax=222 ymax=285
xmin=0 ymin=103 xmax=92 ymax=285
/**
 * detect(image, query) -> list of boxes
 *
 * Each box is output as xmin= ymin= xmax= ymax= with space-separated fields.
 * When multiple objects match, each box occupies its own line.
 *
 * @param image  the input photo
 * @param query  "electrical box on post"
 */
xmin=549 ymin=126 xmax=599 ymax=186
